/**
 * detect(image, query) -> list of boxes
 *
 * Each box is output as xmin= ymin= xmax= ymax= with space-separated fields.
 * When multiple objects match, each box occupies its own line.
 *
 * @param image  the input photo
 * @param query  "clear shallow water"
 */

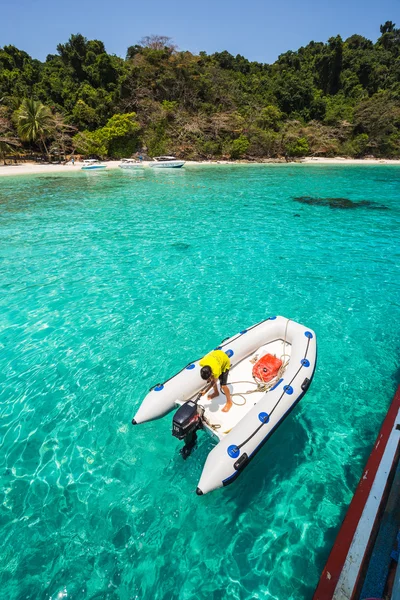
xmin=0 ymin=164 xmax=399 ymax=600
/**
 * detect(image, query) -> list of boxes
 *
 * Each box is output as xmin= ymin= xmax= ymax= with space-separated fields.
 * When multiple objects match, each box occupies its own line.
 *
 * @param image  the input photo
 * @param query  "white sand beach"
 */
xmin=1 ymin=157 xmax=400 ymax=178
xmin=0 ymin=160 xmax=121 ymax=177
xmin=300 ymin=157 xmax=400 ymax=164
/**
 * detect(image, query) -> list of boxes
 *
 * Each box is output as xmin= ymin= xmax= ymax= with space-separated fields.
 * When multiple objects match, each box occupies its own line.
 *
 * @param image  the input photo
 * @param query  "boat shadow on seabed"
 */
xmin=229 ymin=410 xmax=311 ymax=507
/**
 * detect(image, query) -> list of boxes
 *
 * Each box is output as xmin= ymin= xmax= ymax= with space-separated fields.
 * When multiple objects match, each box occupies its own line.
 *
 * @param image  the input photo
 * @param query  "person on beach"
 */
xmin=199 ymin=349 xmax=233 ymax=412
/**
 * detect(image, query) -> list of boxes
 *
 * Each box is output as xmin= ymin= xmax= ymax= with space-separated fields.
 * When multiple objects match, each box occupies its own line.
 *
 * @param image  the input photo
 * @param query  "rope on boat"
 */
xmin=222 ymin=318 xmax=291 ymax=406
xmin=234 ymin=332 xmax=312 ymax=450
xmin=203 ymin=319 xmax=292 ymax=433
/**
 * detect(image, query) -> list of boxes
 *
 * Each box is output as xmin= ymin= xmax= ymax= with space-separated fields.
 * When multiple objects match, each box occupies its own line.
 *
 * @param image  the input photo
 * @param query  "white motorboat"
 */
xmin=132 ymin=316 xmax=317 ymax=495
xmin=118 ymin=158 xmax=144 ymax=169
xmin=81 ymin=159 xmax=107 ymax=170
xmin=149 ymin=156 xmax=185 ymax=168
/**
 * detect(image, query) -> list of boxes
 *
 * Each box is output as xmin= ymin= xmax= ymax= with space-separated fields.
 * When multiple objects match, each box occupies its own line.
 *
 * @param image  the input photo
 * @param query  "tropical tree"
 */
xmin=0 ymin=109 xmax=20 ymax=165
xmin=284 ymin=136 xmax=310 ymax=157
xmin=51 ymin=112 xmax=77 ymax=160
xmin=73 ymin=112 xmax=141 ymax=158
xmin=229 ymin=135 xmax=250 ymax=158
xmin=16 ymin=98 xmax=54 ymax=159
xmin=138 ymin=35 xmax=176 ymax=51
xmin=0 ymin=130 xmax=20 ymax=165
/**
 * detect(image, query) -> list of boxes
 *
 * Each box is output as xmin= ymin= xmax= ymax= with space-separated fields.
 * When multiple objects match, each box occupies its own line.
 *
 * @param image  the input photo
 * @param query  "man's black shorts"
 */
xmin=219 ymin=370 xmax=229 ymax=386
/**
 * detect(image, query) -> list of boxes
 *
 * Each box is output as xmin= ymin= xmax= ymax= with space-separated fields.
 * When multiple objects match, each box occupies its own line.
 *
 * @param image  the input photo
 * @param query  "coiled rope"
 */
xmin=201 ymin=319 xmax=292 ymax=433
xmin=222 ymin=318 xmax=291 ymax=406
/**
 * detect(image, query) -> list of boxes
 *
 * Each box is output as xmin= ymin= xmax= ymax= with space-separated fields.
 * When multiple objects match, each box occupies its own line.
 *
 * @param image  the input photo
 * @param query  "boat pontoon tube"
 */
xmin=133 ymin=316 xmax=317 ymax=494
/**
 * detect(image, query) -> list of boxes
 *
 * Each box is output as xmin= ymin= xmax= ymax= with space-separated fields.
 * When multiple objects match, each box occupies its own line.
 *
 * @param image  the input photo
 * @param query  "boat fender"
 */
xmin=234 ymin=453 xmax=249 ymax=471
xmin=301 ymin=377 xmax=311 ymax=391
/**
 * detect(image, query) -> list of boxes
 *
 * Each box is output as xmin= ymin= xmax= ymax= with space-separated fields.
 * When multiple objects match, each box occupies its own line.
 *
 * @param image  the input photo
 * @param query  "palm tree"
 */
xmin=16 ymin=99 xmax=54 ymax=161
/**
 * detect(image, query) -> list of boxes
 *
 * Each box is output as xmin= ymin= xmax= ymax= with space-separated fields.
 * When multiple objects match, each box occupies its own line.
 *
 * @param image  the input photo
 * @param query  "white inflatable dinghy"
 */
xmin=132 ymin=316 xmax=317 ymax=495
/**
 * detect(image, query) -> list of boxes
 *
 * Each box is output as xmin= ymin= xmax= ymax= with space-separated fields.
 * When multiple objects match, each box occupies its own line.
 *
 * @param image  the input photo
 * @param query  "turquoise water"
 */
xmin=0 ymin=164 xmax=399 ymax=600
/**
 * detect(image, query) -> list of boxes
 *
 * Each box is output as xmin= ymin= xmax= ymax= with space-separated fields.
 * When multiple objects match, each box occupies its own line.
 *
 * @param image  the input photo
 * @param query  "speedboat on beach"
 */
xmin=132 ymin=316 xmax=317 ymax=495
xmin=81 ymin=159 xmax=107 ymax=170
xmin=118 ymin=158 xmax=144 ymax=169
xmin=148 ymin=156 xmax=185 ymax=168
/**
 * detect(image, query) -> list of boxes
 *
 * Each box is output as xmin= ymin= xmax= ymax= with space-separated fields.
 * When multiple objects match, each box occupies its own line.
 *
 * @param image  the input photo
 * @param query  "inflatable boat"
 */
xmin=132 ymin=316 xmax=317 ymax=495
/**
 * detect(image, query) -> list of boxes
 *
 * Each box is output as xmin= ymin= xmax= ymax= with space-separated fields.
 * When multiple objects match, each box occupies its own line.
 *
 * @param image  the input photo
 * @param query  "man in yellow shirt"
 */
xmin=199 ymin=349 xmax=233 ymax=412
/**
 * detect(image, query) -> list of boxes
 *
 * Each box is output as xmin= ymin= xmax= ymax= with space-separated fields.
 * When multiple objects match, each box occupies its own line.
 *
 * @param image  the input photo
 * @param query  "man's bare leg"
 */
xmin=207 ymin=379 xmax=219 ymax=400
xmin=221 ymin=385 xmax=233 ymax=412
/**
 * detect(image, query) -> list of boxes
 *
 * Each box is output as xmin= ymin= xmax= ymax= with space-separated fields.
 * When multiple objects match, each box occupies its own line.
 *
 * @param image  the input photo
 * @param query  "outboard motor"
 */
xmin=172 ymin=399 xmax=204 ymax=459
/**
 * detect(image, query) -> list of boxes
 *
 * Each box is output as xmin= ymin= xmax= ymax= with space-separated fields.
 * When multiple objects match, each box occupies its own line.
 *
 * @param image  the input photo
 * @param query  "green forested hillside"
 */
xmin=1 ymin=24 xmax=400 ymax=160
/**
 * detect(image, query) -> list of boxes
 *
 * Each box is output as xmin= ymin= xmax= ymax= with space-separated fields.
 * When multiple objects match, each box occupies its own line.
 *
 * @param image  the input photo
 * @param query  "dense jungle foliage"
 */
xmin=1 ymin=24 xmax=400 ymax=160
